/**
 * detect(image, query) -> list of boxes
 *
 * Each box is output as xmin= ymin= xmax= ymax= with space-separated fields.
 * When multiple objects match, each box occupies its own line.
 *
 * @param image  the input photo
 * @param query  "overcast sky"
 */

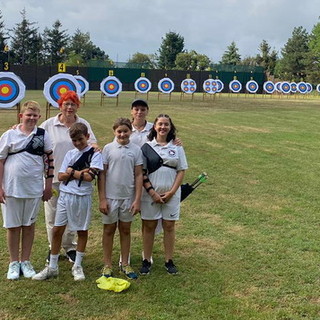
xmin=1 ymin=0 xmax=319 ymax=64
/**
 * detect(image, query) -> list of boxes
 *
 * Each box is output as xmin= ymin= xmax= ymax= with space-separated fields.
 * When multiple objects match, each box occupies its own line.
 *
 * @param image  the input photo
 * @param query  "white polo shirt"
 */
xmin=130 ymin=121 xmax=153 ymax=147
xmin=142 ymin=139 xmax=188 ymax=199
xmin=102 ymin=141 xmax=143 ymax=199
xmin=40 ymin=113 xmax=97 ymax=183
xmin=59 ymin=145 xmax=103 ymax=196
xmin=0 ymin=125 xmax=52 ymax=198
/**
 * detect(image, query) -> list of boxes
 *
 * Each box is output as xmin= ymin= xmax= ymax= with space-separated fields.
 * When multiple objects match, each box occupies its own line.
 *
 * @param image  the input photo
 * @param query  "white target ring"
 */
xmin=158 ymin=77 xmax=174 ymax=94
xmin=100 ymin=76 xmax=122 ymax=97
xmin=246 ymin=80 xmax=259 ymax=93
xmin=181 ymin=79 xmax=197 ymax=94
xmin=229 ymin=80 xmax=242 ymax=93
xmin=263 ymin=81 xmax=275 ymax=94
xmin=203 ymin=79 xmax=219 ymax=94
xmin=74 ymin=75 xmax=89 ymax=97
xmin=135 ymin=77 xmax=151 ymax=93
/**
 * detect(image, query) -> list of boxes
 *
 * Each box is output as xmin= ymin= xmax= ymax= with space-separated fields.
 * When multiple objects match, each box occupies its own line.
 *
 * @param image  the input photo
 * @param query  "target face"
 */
xmin=74 ymin=75 xmax=89 ymax=97
xmin=216 ymin=79 xmax=224 ymax=93
xmin=134 ymin=77 xmax=151 ymax=93
xmin=317 ymin=84 xmax=320 ymax=93
xmin=203 ymin=79 xmax=218 ymax=94
xmin=181 ymin=78 xmax=197 ymax=94
xmin=229 ymin=80 xmax=242 ymax=93
xmin=43 ymin=73 xmax=81 ymax=108
xmin=246 ymin=80 xmax=259 ymax=93
xmin=306 ymin=83 xmax=313 ymax=93
xmin=158 ymin=77 xmax=174 ymax=94
xmin=281 ymin=82 xmax=291 ymax=94
xmin=0 ymin=72 xmax=26 ymax=109
xmin=100 ymin=76 xmax=122 ymax=97
xmin=290 ymin=82 xmax=297 ymax=93
xmin=263 ymin=81 xmax=275 ymax=94
xmin=297 ymin=82 xmax=307 ymax=94
xmin=275 ymin=82 xmax=282 ymax=93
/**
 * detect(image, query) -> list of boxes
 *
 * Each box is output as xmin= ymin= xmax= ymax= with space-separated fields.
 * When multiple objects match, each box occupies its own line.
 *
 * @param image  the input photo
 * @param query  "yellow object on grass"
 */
xmin=96 ymin=276 xmax=131 ymax=292
xmin=52 ymin=189 xmax=59 ymax=197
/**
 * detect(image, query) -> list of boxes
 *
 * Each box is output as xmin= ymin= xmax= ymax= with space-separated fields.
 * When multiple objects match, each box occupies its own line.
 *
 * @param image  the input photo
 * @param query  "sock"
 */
xmin=75 ymin=251 xmax=85 ymax=267
xmin=49 ymin=254 xmax=59 ymax=269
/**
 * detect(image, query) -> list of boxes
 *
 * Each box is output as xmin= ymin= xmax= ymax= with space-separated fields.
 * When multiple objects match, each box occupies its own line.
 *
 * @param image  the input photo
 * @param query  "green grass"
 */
xmin=1 ymin=91 xmax=320 ymax=319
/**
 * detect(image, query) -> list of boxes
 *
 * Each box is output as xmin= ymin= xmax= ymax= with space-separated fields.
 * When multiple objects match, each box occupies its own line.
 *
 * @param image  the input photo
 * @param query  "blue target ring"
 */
xmin=317 ymin=84 xmax=320 ymax=93
xmin=135 ymin=77 xmax=151 ymax=93
xmin=181 ymin=78 xmax=197 ymax=94
xmin=297 ymin=82 xmax=307 ymax=94
xmin=203 ymin=79 xmax=218 ymax=94
xmin=290 ymin=82 xmax=297 ymax=93
xmin=263 ymin=81 xmax=275 ymax=94
xmin=281 ymin=82 xmax=291 ymax=94
xmin=246 ymin=80 xmax=258 ymax=93
xmin=50 ymin=79 xmax=78 ymax=102
xmin=229 ymin=80 xmax=242 ymax=93
xmin=158 ymin=78 xmax=174 ymax=94
xmin=74 ymin=75 xmax=89 ymax=97
xmin=306 ymin=83 xmax=313 ymax=93
xmin=100 ymin=76 xmax=122 ymax=97
xmin=216 ymin=79 xmax=224 ymax=92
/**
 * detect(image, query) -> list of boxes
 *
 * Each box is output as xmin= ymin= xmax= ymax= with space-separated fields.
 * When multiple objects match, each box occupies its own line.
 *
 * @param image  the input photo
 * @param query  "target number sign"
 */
xmin=43 ymin=73 xmax=81 ymax=108
xmin=181 ymin=79 xmax=197 ymax=94
xmin=100 ymin=76 xmax=122 ymax=97
xmin=134 ymin=77 xmax=151 ymax=93
xmin=0 ymin=72 xmax=26 ymax=109
xmin=158 ymin=77 xmax=174 ymax=94
xmin=74 ymin=75 xmax=89 ymax=97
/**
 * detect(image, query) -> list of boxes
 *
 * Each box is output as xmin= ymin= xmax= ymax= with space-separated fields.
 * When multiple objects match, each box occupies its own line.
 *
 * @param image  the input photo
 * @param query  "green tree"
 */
xmin=276 ymin=26 xmax=309 ymax=81
xmin=42 ymin=20 xmax=69 ymax=65
xmin=158 ymin=31 xmax=184 ymax=69
xmin=175 ymin=50 xmax=210 ymax=71
xmin=10 ymin=9 xmax=41 ymax=65
xmin=0 ymin=10 xmax=9 ymax=67
xmin=255 ymin=40 xmax=278 ymax=75
xmin=220 ymin=41 xmax=241 ymax=65
xmin=127 ymin=52 xmax=156 ymax=69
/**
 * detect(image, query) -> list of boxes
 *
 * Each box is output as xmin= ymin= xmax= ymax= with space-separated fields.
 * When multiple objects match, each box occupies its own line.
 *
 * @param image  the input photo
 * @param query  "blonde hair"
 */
xmin=20 ymin=100 xmax=41 ymax=114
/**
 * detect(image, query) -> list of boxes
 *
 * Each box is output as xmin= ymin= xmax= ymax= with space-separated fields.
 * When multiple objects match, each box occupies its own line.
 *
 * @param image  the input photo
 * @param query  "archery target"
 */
xmin=297 ymin=82 xmax=307 ymax=94
xmin=290 ymin=82 xmax=297 ymax=93
xmin=317 ymin=84 xmax=320 ymax=93
xmin=229 ymin=80 xmax=242 ymax=93
xmin=74 ymin=75 xmax=89 ymax=97
xmin=181 ymin=79 xmax=197 ymax=94
xmin=246 ymin=80 xmax=259 ymax=93
xmin=158 ymin=77 xmax=174 ymax=94
xmin=281 ymin=81 xmax=291 ymax=94
xmin=275 ymin=82 xmax=282 ymax=93
xmin=216 ymin=79 xmax=224 ymax=93
xmin=134 ymin=77 xmax=151 ymax=93
xmin=306 ymin=82 xmax=313 ymax=93
xmin=43 ymin=73 xmax=81 ymax=108
xmin=203 ymin=79 xmax=219 ymax=94
xmin=263 ymin=81 xmax=275 ymax=94
xmin=0 ymin=72 xmax=26 ymax=109
xmin=100 ymin=76 xmax=122 ymax=97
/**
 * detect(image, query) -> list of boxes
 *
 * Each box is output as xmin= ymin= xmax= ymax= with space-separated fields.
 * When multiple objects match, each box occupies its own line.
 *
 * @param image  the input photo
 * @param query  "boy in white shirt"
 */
xmin=33 ymin=123 xmax=103 ymax=281
xmin=0 ymin=101 xmax=53 ymax=280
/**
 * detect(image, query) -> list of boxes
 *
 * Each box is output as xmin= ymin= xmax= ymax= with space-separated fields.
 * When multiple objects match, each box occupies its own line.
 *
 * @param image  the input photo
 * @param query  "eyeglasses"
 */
xmin=62 ymin=102 xmax=78 ymax=107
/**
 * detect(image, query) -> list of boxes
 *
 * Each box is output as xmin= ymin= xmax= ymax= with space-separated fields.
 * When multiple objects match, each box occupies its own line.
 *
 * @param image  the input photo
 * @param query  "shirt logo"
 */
xmin=168 ymin=149 xmax=176 ymax=157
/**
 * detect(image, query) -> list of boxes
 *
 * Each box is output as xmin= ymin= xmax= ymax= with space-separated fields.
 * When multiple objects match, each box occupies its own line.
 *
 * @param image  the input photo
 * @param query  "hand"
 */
xmin=99 ymin=198 xmax=109 ymax=215
xmin=0 ymin=188 xmax=6 ymax=204
xmin=129 ymin=200 xmax=141 ymax=216
xmin=150 ymin=191 xmax=164 ymax=204
xmin=42 ymin=187 xmax=53 ymax=202
xmin=160 ymin=191 xmax=173 ymax=203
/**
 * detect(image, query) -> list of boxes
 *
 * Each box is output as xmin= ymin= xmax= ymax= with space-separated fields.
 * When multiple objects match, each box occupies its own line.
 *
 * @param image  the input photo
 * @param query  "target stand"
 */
xmin=202 ymin=92 xmax=216 ymax=102
xmin=100 ymin=92 xmax=119 ymax=107
xmin=157 ymin=92 xmax=172 ymax=101
xmin=0 ymin=102 xmax=21 ymax=123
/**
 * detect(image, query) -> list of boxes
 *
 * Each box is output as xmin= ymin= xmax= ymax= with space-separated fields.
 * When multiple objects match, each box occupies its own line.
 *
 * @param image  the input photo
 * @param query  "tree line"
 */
xmin=1 ymin=10 xmax=320 ymax=84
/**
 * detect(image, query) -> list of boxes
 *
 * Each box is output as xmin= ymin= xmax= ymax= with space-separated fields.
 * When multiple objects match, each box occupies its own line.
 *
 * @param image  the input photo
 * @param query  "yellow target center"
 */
xmin=1 ymin=87 xmax=9 ymax=94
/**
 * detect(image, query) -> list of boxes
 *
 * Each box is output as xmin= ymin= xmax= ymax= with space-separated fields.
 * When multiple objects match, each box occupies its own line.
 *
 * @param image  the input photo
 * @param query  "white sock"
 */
xmin=74 ymin=251 xmax=85 ymax=267
xmin=49 ymin=254 xmax=59 ymax=269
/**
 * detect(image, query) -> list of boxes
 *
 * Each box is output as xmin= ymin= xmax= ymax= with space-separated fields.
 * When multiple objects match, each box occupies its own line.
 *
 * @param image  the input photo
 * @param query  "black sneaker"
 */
xmin=66 ymin=250 xmax=76 ymax=263
xmin=140 ymin=259 xmax=151 ymax=275
xmin=165 ymin=259 xmax=178 ymax=275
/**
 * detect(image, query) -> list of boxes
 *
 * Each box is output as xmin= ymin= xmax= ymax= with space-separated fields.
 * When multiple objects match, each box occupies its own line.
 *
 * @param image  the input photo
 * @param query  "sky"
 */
xmin=0 ymin=0 xmax=319 ymax=64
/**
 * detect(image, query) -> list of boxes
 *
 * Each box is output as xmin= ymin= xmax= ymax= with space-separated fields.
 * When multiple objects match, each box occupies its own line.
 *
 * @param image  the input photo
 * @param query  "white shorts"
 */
xmin=1 ymin=197 xmax=41 ymax=228
xmin=101 ymin=198 xmax=134 ymax=224
xmin=55 ymin=191 xmax=92 ymax=231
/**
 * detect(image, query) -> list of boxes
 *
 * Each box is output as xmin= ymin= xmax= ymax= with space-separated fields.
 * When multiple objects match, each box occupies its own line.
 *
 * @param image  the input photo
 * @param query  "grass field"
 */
xmin=1 ymin=91 xmax=320 ymax=319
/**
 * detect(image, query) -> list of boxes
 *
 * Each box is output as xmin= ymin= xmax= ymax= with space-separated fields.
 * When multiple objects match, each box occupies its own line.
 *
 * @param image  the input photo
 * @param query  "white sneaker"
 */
xmin=20 ymin=261 xmax=36 ymax=278
xmin=72 ymin=265 xmax=85 ymax=281
xmin=32 ymin=266 xmax=58 ymax=280
xmin=7 ymin=261 xmax=20 ymax=280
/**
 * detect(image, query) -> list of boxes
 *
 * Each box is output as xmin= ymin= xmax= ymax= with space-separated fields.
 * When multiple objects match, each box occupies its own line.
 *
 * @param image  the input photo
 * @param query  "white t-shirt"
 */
xmin=40 ymin=113 xmax=97 ymax=183
xmin=142 ymin=139 xmax=188 ymax=200
xmin=0 ymin=125 xmax=52 ymax=198
xmin=102 ymin=141 xmax=143 ymax=199
xmin=59 ymin=145 xmax=103 ymax=196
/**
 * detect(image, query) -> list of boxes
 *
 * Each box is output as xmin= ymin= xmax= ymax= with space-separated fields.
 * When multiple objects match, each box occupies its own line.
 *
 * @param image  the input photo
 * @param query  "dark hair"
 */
xmin=69 ymin=123 xmax=88 ymax=139
xmin=58 ymin=90 xmax=80 ymax=107
xmin=113 ymin=118 xmax=132 ymax=131
xmin=147 ymin=114 xmax=176 ymax=142
xmin=131 ymin=99 xmax=149 ymax=109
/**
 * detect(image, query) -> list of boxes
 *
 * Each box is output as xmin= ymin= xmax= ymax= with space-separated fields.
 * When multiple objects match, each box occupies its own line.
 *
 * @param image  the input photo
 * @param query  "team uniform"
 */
xmin=0 ymin=125 xmax=52 ymax=228
xmin=40 ymin=114 xmax=97 ymax=250
xmin=101 ymin=141 xmax=143 ymax=224
xmin=130 ymin=122 xmax=153 ymax=147
xmin=141 ymin=139 xmax=188 ymax=221
xmin=56 ymin=145 xmax=103 ymax=231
